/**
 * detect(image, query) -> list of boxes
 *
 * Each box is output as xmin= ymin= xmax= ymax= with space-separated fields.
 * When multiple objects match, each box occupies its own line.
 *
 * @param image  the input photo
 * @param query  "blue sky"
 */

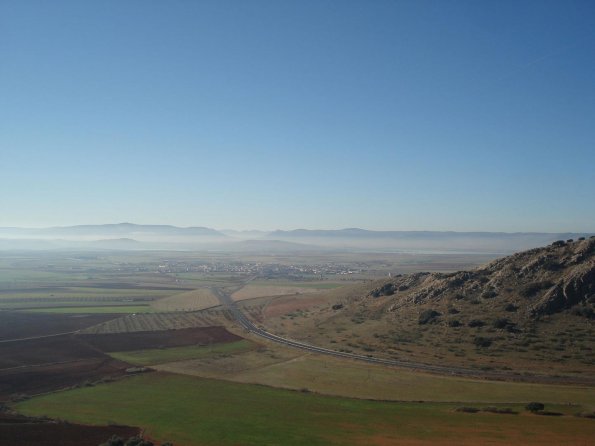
xmin=1 ymin=0 xmax=594 ymax=231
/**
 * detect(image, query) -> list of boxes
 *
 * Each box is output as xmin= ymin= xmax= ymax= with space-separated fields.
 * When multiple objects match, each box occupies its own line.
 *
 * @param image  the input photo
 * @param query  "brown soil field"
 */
xmin=77 ymin=326 xmax=242 ymax=352
xmin=0 ymin=335 xmax=105 ymax=369
xmin=0 ymin=412 xmax=139 ymax=446
xmin=0 ymin=332 xmax=132 ymax=401
xmin=0 ymin=311 xmax=118 ymax=340
xmin=0 ymin=358 xmax=129 ymax=400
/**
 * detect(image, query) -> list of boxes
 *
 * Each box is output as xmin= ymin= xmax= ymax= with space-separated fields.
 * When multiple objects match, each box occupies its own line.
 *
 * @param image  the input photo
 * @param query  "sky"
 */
xmin=1 ymin=0 xmax=594 ymax=232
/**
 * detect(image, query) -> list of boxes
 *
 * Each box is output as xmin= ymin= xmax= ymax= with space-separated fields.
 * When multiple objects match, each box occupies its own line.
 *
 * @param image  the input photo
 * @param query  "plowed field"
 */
xmin=78 ymin=326 xmax=242 ymax=352
xmin=0 ymin=412 xmax=139 ymax=446
xmin=0 ymin=311 xmax=118 ymax=340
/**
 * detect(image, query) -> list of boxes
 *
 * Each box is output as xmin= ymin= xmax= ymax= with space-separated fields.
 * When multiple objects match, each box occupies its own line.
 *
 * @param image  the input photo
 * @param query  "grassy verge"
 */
xmin=109 ymin=340 xmax=255 ymax=366
xmin=15 ymin=373 xmax=595 ymax=446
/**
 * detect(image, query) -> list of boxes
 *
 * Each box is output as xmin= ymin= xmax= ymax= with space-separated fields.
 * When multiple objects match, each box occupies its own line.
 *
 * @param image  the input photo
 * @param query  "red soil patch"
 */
xmin=77 ymin=326 xmax=242 ymax=352
xmin=0 ymin=358 xmax=130 ymax=400
xmin=0 ymin=413 xmax=140 ymax=446
xmin=0 ymin=311 xmax=118 ymax=341
xmin=264 ymin=295 xmax=327 ymax=319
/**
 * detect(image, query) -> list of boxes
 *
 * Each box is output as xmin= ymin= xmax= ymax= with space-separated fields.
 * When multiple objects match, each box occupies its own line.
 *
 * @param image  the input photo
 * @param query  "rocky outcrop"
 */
xmin=378 ymin=238 xmax=595 ymax=319
xmin=532 ymin=261 xmax=595 ymax=316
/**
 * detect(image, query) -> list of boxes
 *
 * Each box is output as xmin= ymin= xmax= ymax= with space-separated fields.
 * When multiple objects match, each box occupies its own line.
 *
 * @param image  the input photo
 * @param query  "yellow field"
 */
xmin=150 ymin=288 xmax=220 ymax=312
xmin=231 ymin=284 xmax=321 ymax=301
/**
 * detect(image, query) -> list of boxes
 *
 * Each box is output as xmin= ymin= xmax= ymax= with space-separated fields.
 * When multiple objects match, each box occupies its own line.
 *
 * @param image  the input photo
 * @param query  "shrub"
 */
xmin=504 ymin=303 xmax=518 ymax=312
xmin=418 ymin=309 xmax=441 ymax=325
xmin=455 ymin=407 xmax=479 ymax=413
xmin=468 ymin=319 xmax=485 ymax=327
xmin=571 ymin=306 xmax=595 ymax=319
xmin=380 ymin=283 xmax=395 ymax=296
xmin=474 ymin=336 xmax=493 ymax=347
xmin=447 ymin=307 xmax=460 ymax=314
xmin=482 ymin=407 xmax=517 ymax=414
xmin=493 ymin=318 xmax=511 ymax=329
xmin=520 ymin=282 xmax=547 ymax=298
xmin=525 ymin=402 xmax=545 ymax=412
xmin=448 ymin=319 xmax=462 ymax=327
xmin=481 ymin=290 xmax=498 ymax=299
xmin=552 ymin=240 xmax=566 ymax=247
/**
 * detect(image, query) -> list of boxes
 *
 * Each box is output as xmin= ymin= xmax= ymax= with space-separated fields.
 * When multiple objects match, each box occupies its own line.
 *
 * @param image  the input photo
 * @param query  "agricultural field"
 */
xmin=110 ymin=339 xmax=255 ymax=366
xmin=150 ymin=287 xmax=220 ymax=312
xmin=81 ymin=311 xmax=224 ymax=334
xmin=0 ymin=308 xmax=244 ymax=402
xmin=153 ymin=340 xmax=595 ymax=406
xmin=0 ymin=252 xmax=193 ymax=312
xmin=2 ymin=248 xmax=592 ymax=445
xmin=0 ymin=412 xmax=140 ymax=446
xmin=16 ymin=372 xmax=595 ymax=446
xmin=0 ymin=311 xmax=116 ymax=340
xmin=231 ymin=283 xmax=323 ymax=301
xmin=78 ymin=326 xmax=242 ymax=352
xmin=25 ymin=305 xmax=153 ymax=314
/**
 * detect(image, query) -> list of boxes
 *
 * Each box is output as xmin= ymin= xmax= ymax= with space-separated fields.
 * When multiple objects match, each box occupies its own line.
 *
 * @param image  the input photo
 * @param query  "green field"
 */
xmin=110 ymin=340 xmax=255 ymax=365
xmin=16 ymin=373 xmax=595 ymax=446
xmin=25 ymin=305 xmax=153 ymax=314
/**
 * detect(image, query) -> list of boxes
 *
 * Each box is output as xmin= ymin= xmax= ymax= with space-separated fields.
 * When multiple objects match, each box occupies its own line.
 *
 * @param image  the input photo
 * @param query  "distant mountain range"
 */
xmin=0 ymin=223 xmax=592 ymax=253
xmin=267 ymin=229 xmax=594 ymax=253
xmin=0 ymin=223 xmax=224 ymax=238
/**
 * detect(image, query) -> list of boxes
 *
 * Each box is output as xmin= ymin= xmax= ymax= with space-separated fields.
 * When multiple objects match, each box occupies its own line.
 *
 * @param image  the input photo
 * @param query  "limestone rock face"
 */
xmin=377 ymin=237 xmax=595 ymax=319
xmin=532 ymin=261 xmax=595 ymax=316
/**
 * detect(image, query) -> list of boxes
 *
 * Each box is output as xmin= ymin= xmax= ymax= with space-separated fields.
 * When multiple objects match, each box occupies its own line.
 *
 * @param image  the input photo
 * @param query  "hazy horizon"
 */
xmin=1 ymin=221 xmax=593 ymax=234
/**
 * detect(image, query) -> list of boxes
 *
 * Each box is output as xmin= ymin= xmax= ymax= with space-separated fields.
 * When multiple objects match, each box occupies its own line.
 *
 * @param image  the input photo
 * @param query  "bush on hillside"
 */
xmin=473 ymin=336 xmax=493 ymax=348
xmin=525 ymin=402 xmax=545 ymax=412
xmin=468 ymin=319 xmax=485 ymax=327
xmin=418 ymin=309 xmax=441 ymax=325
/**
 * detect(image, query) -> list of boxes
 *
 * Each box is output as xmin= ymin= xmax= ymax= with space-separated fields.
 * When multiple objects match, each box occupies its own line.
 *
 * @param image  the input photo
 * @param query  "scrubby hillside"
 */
xmin=264 ymin=238 xmax=595 ymax=377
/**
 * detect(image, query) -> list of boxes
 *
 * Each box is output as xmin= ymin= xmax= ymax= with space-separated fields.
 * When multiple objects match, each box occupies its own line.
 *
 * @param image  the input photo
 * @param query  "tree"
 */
xmin=525 ymin=402 xmax=545 ymax=412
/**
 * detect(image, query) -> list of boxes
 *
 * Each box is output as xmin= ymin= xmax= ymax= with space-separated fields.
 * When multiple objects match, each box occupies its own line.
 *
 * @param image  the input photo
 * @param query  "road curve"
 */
xmin=212 ymin=287 xmax=595 ymax=385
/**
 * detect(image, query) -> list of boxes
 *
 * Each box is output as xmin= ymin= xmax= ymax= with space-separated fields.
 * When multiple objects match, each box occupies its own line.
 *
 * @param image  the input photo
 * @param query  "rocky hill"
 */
xmin=376 ymin=236 xmax=595 ymax=319
xmin=264 ymin=237 xmax=595 ymax=377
